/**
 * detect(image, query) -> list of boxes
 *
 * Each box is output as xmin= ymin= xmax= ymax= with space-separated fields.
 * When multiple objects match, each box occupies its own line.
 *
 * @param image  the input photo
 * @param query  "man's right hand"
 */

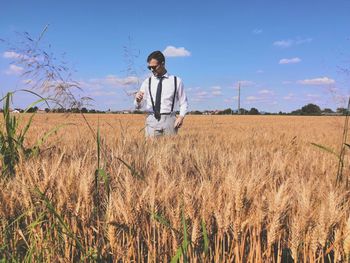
xmin=136 ymin=91 xmax=144 ymax=103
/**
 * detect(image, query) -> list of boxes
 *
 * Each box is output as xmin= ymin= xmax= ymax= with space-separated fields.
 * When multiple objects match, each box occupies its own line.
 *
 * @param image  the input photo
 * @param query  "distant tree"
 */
xmin=0 ymin=108 xmax=3 ymax=113
xmin=81 ymin=107 xmax=88 ymax=113
xmin=45 ymin=108 xmax=50 ymax=113
xmin=69 ymin=108 xmax=79 ymax=113
xmin=89 ymin=109 xmax=96 ymax=113
xmin=301 ymin=103 xmax=321 ymax=115
xmin=248 ymin=107 xmax=260 ymax=115
xmin=219 ymin=108 xmax=233 ymax=115
xmin=291 ymin=109 xmax=302 ymax=115
xmin=322 ymin=108 xmax=334 ymax=114
xmin=55 ymin=108 xmax=65 ymax=113
xmin=239 ymin=108 xmax=249 ymax=114
xmin=190 ymin=110 xmax=203 ymax=115
xmin=133 ymin=110 xmax=143 ymax=114
xmin=27 ymin=106 xmax=38 ymax=113
xmin=337 ymin=107 xmax=348 ymax=115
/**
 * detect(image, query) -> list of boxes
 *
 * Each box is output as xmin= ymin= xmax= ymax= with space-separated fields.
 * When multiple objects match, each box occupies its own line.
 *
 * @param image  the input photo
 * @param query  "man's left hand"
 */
xmin=174 ymin=116 xmax=184 ymax=129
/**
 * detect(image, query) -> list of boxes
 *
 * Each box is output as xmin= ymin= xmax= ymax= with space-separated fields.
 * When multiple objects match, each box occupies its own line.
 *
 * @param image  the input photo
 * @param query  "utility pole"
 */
xmin=237 ymin=82 xmax=241 ymax=114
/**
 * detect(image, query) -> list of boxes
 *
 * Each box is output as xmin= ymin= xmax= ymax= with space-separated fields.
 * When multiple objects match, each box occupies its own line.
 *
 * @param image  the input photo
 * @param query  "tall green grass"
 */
xmin=0 ymin=92 xmax=67 ymax=179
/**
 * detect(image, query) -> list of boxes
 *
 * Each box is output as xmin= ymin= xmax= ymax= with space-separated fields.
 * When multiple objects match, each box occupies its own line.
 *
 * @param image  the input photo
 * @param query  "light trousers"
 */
xmin=145 ymin=113 xmax=178 ymax=137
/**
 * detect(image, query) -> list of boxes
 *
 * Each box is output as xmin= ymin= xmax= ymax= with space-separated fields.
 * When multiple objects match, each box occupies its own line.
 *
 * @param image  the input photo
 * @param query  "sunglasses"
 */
xmin=147 ymin=65 xmax=159 ymax=71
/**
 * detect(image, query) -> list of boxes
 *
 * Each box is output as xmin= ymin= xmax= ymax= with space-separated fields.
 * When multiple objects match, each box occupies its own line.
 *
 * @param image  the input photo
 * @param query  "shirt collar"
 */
xmin=152 ymin=72 xmax=170 ymax=79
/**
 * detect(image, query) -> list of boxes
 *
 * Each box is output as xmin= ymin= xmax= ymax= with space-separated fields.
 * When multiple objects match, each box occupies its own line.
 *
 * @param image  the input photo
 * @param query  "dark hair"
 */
xmin=147 ymin=50 xmax=165 ymax=64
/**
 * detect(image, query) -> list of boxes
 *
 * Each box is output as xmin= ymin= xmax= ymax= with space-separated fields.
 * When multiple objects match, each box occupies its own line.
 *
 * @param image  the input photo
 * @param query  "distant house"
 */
xmin=203 ymin=110 xmax=221 ymax=115
xmin=37 ymin=109 xmax=46 ymax=114
xmin=321 ymin=112 xmax=342 ymax=116
xmin=11 ymin=109 xmax=20 ymax=113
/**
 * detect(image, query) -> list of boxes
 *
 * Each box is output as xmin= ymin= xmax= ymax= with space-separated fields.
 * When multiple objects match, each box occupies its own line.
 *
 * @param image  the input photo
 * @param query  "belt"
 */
xmin=149 ymin=112 xmax=172 ymax=115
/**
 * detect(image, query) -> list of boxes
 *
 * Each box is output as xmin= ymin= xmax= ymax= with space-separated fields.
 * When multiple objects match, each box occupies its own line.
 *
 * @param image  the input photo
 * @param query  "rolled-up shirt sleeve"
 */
xmin=134 ymin=80 xmax=147 ymax=110
xmin=177 ymin=78 xmax=188 ymax=117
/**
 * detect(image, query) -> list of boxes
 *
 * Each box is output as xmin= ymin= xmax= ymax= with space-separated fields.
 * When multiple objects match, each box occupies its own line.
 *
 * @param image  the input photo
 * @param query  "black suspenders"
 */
xmin=148 ymin=76 xmax=177 ymax=114
xmin=148 ymin=77 xmax=155 ymax=113
xmin=171 ymin=76 xmax=177 ymax=112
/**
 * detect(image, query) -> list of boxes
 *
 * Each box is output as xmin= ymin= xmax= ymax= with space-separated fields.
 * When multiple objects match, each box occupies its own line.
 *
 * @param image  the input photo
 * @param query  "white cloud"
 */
xmin=256 ymin=69 xmax=264 ymax=74
xmin=243 ymin=88 xmax=277 ymax=105
xmin=104 ymin=75 xmax=139 ymax=86
xmin=4 ymin=64 xmax=24 ymax=75
xmin=91 ymin=91 xmax=117 ymax=97
xmin=210 ymin=86 xmax=222 ymax=96
xmin=88 ymin=75 xmax=140 ymax=88
xmin=295 ymin=37 xmax=312 ymax=45
xmin=163 ymin=46 xmax=191 ymax=57
xmin=234 ymin=80 xmax=255 ymax=88
xmin=283 ymin=93 xmax=295 ymax=100
xmin=306 ymin=94 xmax=320 ymax=98
xmin=3 ymin=51 xmax=42 ymax=64
xmin=191 ymin=90 xmax=212 ymax=102
xmin=273 ymin=37 xmax=312 ymax=48
xmin=282 ymin=80 xmax=292 ymax=85
xmin=246 ymin=96 xmax=258 ymax=102
xmin=224 ymin=96 xmax=238 ymax=103
xmin=186 ymin=86 xmax=201 ymax=92
xmin=253 ymin=29 xmax=263 ymax=34
xmin=3 ymin=51 xmax=22 ymax=59
xmin=212 ymin=90 xmax=222 ymax=96
xmin=279 ymin=57 xmax=301 ymax=64
xmin=196 ymin=91 xmax=209 ymax=97
xmin=259 ymin=89 xmax=273 ymax=95
xmin=191 ymin=98 xmax=205 ymax=102
xmin=80 ymin=80 xmax=103 ymax=90
xmin=297 ymin=77 xmax=335 ymax=85
xmin=273 ymin=40 xmax=293 ymax=48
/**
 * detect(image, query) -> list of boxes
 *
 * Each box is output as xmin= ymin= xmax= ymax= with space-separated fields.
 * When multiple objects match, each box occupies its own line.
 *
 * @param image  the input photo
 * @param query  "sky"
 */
xmin=1 ymin=0 xmax=350 ymax=112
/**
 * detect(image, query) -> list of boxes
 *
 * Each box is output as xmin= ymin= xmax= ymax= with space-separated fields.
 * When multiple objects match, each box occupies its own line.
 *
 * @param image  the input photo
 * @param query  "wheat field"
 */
xmin=1 ymin=114 xmax=350 ymax=262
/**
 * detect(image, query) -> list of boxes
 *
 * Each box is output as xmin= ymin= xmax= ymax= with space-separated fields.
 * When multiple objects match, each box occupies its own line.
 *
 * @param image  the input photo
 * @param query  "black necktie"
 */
xmin=154 ymin=77 xmax=164 ymax=120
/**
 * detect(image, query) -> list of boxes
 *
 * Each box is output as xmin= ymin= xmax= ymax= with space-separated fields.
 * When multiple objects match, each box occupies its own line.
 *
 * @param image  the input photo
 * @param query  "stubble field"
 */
xmin=1 ymin=114 xmax=350 ymax=262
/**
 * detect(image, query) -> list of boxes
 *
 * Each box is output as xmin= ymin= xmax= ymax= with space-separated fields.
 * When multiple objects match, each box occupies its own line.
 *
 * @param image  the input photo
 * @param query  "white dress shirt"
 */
xmin=134 ymin=73 xmax=188 ymax=116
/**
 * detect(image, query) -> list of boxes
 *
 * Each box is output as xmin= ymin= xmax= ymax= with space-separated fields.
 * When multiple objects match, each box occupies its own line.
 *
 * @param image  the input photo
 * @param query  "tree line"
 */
xmin=190 ymin=103 xmax=348 ymax=115
xmin=1 ymin=103 xmax=348 ymax=116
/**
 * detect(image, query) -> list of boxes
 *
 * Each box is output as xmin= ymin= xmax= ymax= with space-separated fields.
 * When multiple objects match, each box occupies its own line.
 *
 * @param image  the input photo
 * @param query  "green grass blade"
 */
xmin=152 ymin=212 xmax=180 ymax=234
xmin=201 ymin=219 xmax=209 ymax=255
xmin=152 ymin=212 xmax=172 ymax=229
xmin=117 ymin=157 xmax=144 ymax=180
xmin=33 ymin=123 xmax=70 ymax=152
xmin=19 ymin=113 xmax=35 ymax=140
xmin=23 ymin=98 xmax=47 ymax=113
xmin=310 ymin=142 xmax=339 ymax=159
xmin=19 ymin=89 xmax=51 ymax=108
xmin=34 ymin=187 xmax=84 ymax=251
xmin=0 ymin=91 xmax=14 ymax=104
xmin=170 ymin=246 xmax=183 ymax=263
xmin=97 ymin=123 xmax=100 ymax=170
xmin=181 ymin=208 xmax=188 ymax=262
xmin=97 ymin=168 xmax=108 ymax=184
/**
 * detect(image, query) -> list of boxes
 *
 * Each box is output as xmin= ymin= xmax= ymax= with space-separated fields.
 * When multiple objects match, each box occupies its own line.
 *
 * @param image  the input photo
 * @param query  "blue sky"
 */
xmin=1 ymin=0 xmax=350 ymax=112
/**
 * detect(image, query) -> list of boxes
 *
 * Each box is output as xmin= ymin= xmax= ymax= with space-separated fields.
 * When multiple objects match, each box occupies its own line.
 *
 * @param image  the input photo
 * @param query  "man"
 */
xmin=134 ymin=50 xmax=188 ymax=137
